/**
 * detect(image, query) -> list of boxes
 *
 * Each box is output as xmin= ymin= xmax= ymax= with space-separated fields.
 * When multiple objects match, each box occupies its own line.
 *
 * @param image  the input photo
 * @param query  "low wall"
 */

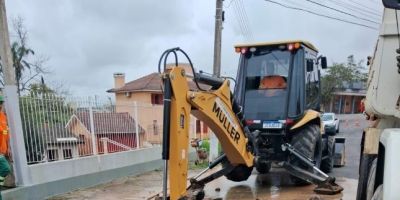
xmin=4 ymin=147 xmax=163 ymax=200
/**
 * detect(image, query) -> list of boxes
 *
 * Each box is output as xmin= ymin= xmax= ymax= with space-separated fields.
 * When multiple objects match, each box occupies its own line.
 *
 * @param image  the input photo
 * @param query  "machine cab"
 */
xmin=233 ymin=40 xmax=325 ymax=131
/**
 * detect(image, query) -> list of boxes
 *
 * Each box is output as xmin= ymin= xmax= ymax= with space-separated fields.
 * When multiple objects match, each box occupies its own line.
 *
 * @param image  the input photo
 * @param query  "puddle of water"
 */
xmin=203 ymin=169 xmax=357 ymax=200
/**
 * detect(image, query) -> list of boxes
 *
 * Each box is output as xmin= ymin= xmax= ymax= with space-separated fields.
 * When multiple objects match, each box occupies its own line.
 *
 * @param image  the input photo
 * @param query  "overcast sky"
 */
xmin=5 ymin=0 xmax=383 ymax=97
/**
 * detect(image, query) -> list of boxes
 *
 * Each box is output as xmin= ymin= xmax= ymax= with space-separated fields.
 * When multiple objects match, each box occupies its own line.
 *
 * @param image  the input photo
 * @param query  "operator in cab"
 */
xmin=259 ymin=62 xmax=287 ymax=89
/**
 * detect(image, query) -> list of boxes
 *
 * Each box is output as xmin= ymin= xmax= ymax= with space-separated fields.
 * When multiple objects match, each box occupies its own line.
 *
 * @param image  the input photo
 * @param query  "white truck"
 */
xmin=357 ymin=1 xmax=400 ymax=199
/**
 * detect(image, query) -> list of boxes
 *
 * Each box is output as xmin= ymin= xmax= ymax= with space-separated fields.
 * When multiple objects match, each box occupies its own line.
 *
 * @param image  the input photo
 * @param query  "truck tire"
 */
xmin=371 ymin=184 xmax=383 ymax=200
xmin=221 ymin=158 xmax=253 ymax=182
xmin=356 ymin=154 xmax=377 ymax=200
xmin=289 ymin=124 xmax=322 ymax=185
xmin=321 ymin=136 xmax=335 ymax=173
xmin=255 ymin=159 xmax=271 ymax=174
xmin=366 ymin=158 xmax=378 ymax=200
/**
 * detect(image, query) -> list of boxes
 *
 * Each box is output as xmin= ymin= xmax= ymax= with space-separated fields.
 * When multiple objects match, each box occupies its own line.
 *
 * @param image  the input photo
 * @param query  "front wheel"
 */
xmin=289 ymin=124 xmax=322 ymax=185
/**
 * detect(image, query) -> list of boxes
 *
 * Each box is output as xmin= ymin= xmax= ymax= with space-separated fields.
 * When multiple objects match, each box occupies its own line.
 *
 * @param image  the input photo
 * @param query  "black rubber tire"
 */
xmin=221 ymin=158 xmax=253 ymax=182
xmin=289 ymin=124 xmax=322 ymax=185
xmin=336 ymin=123 xmax=340 ymax=133
xmin=194 ymin=190 xmax=205 ymax=200
xmin=255 ymin=160 xmax=272 ymax=174
xmin=366 ymin=158 xmax=378 ymax=200
xmin=356 ymin=154 xmax=377 ymax=200
xmin=321 ymin=136 xmax=335 ymax=173
xmin=371 ymin=184 xmax=383 ymax=200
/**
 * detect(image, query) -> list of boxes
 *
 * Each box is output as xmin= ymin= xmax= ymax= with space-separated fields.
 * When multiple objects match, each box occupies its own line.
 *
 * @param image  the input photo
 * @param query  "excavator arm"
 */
xmin=161 ymin=65 xmax=254 ymax=199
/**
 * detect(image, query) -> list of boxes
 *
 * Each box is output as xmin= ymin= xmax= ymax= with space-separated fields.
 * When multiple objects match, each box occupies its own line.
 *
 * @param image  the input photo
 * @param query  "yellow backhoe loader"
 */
xmin=156 ymin=41 xmax=344 ymax=200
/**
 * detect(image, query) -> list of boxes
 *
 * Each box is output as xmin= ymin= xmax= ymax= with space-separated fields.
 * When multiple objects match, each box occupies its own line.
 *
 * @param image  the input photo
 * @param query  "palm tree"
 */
xmin=11 ymin=40 xmax=34 ymax=95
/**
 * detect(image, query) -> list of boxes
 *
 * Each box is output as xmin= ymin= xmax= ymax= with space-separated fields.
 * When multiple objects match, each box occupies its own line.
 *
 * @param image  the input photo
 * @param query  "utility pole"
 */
xmin=210 ymin=0 xmax=224 ymax=163
xmin=0 ymin=0 xmax=30 ymax=186
xmin=213 ymin=0 xmax=223 ymax=77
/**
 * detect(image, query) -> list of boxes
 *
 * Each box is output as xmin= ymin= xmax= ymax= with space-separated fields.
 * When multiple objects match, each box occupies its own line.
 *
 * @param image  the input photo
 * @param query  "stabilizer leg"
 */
xmin=185 ymin=154 xmax=232 ymax=200
xmin=282 ymin=143 xmax=344 ymax=195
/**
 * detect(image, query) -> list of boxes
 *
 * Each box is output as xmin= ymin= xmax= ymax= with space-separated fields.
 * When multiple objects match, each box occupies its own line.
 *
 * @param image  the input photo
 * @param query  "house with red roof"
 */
xmin=66 ymin=112 xmax=144 ymax=155
xmin=107 ymin=64 xmax=210 ymax=144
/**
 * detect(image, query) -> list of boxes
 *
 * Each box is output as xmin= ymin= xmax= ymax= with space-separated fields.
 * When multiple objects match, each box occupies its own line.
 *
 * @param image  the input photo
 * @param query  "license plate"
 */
xmin=263 ymin=121 xmax=283 ymax=129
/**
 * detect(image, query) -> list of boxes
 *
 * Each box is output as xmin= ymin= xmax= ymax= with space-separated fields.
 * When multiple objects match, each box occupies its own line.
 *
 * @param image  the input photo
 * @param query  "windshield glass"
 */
xmin=322 ymin=114 xmax=334 ymax=121
xmin=243 ymin=49 xmax=291 ymax=120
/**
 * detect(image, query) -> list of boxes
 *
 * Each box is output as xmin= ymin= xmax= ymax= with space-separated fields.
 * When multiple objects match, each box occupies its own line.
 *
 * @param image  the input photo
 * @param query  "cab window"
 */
xmin=305 ymin=51 xmax=320 ymax=110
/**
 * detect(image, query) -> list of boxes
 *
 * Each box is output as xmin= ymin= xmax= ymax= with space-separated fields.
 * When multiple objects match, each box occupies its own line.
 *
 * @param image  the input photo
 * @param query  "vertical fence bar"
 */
xmin=19 ymin=97 xmax=31 ymax=163
xmin=134 ymin=101 xmax=140 ymax=149
xmin=89 ymin=100 xmax=98 ymax=155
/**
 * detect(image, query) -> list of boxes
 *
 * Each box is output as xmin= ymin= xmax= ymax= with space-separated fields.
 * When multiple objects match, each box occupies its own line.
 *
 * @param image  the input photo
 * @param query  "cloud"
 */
xmin=5 ymin=0 xmax=382 ymax=96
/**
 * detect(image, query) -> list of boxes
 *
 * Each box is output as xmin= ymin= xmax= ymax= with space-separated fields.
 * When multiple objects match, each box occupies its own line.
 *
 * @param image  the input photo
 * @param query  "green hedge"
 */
xmin=199 ymin=139 xmax=222 ymax=154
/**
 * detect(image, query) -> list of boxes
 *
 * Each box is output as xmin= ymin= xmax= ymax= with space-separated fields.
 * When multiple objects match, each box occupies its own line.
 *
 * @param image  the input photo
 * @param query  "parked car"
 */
xmin=322 ymin=113 xmax=340 ymax=135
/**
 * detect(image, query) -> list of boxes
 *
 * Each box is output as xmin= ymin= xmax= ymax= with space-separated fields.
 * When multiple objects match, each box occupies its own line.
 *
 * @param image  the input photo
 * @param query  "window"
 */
xmin=288 ymin=49 xmax=305 ymax=117
xmin=305 ymin=50 xmax=320 ymax=111
xmin=242 ymin=50 xmax=291 ymax=120
xmin=322 ymin=114 xmax=334 ymax=121
xmin=196 ymin=120 xmax=201 ymax=133
xmin=63 ymin=149 xmax=73 ymax=159
xmin=79 ymin=134 xmax=85 ymax=142
xmin=203 ymin=124 xmax=208 ymax=133
xmin=153 ymin=120 xmax=159 ymax=135
xmin=47 ymin=149 xmax=58 ymax=161
xmin=151 ymin=94 xmax=163 ymax=105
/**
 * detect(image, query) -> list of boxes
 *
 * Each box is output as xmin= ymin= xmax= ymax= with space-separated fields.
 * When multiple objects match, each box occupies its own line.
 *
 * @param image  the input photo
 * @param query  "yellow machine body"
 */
xmin=290 ymin=110 xmax=321 ymax=131
xmin=165 ymin=66 xmax=254 ymax=199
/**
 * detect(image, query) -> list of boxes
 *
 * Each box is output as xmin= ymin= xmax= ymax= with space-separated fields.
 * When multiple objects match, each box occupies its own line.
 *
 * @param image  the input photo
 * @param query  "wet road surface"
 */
xmin=49 ymin=114 xmax=367 ymax=200
xmin=203 ymin=169 xmax=357 ymax=200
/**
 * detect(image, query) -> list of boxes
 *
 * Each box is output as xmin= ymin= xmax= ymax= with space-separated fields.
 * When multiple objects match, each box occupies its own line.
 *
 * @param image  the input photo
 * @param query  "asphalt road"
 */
xmin=328 ymin=114 xmax=367 ymax=180
xmin=49 ymin=114 xmax=368 ymax=200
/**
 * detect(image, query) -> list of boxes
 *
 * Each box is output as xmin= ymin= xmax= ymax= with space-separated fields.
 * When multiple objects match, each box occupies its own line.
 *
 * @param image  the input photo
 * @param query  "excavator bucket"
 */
xmin=314 ymin=177 xmax=344 ymax=195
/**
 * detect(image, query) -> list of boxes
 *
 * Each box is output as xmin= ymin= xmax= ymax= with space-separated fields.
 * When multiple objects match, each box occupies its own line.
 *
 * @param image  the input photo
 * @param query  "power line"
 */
xmin=232 ymin=0 xmax=249 ymax=40
xmin=238 ymin=0 xmax=254 ymax=40
xmin=303 ymin=0 xmax=379 ymax=24
xmin=324 ymin=0 xmax=382 ymax=22
xmin=235 ymin=0 xmax=253 ymax=41
xmin=224 ymin=0 xmax=235 ymax=9
xmin=348 ymin=0 xmax=382 ymax=14
xmin=286 ymin=0 xmax=314 ymax=10
xmin=264 ymin=0 xmax=378 ymax=30
xmin=233 ymin=0 xmax=253 ymax=41
xmin=329 ymin=0 xmax=382 ymax=17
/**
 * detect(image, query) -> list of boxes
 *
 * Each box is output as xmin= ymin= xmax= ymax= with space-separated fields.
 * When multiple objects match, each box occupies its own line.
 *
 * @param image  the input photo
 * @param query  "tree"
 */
xmin=321 ymin=55 xmax=368 ymax=105
xmin=0 ymin=17 xmax=48 ymax=95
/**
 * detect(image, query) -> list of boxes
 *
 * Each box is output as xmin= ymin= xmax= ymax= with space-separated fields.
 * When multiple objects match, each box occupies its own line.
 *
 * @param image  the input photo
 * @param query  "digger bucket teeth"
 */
xmin=314 ymin=178 xmax=344 ymax=195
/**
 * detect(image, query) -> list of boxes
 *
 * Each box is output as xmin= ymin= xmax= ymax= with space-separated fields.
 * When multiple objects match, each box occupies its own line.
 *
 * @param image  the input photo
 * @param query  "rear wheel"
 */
xmin=321 ymin=136 xmax=335 ymax=173
xmin=221 ymin=158 xmax=253 ymax=182
xmin=255 ymin=159 xmax=271 ymax=174
xmin=289 ymin=124 xmax=322 ymax=185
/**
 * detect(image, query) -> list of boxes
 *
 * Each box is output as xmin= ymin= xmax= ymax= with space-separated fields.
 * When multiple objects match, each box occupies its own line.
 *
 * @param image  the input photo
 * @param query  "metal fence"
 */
xmin=19 ymin=93 xmax=200 ymax=164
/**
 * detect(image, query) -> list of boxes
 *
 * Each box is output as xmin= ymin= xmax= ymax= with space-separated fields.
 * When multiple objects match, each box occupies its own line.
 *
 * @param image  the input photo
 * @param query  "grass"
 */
xmin=188 ymin=139 xmax=223 ymax=170
xmin=189 ymin=161 xmax=208 ymax=170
